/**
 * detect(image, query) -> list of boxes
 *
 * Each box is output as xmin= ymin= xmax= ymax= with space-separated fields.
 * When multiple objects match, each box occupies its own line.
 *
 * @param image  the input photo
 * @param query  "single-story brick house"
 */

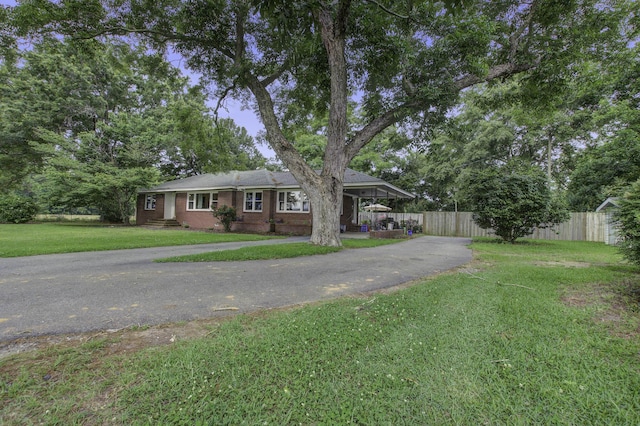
xmin=136 ymin=168 xmax=414 ymax=234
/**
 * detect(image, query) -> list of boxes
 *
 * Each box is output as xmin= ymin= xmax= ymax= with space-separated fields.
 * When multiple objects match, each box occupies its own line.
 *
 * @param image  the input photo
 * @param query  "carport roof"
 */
xmin=142 ymin=169 xmax=415 ymax=199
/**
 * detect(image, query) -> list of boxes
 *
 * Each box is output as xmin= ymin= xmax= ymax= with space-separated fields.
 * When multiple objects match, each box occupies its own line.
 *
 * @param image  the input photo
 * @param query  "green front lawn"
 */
xmin=0 ymin=223 xmax=277 ymax=257
xmin=1 ymin=239 xmax=639 ymax=424
xmin=155 ymin=238 xmax=401 ymax=262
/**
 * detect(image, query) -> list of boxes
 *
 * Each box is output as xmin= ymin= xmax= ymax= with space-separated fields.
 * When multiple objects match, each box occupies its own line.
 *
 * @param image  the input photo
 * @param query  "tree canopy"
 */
xmin=1 ymin=34 xmax=265 ymax=222
xmin=615 ymin=179 xmax=640 ymax=266
xmin=462 ymin=160 xmax=569 ymax=243
xmin=567 ymin=44 xmax=640 ymax=211
xmin=6 ymin=0 xmax=635 ymax=244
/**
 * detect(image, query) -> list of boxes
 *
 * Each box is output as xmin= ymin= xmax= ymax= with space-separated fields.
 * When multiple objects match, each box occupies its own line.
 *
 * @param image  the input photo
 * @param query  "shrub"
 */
xmin=212 ymin=204 xmax=237 ymax=232
xmin=462 ymin=162 xmax=569 ymax=243
xmin=0 ymin=194 xmax=39 ymax=223
xmin=615 ymin=179 xmax=640 ymax=266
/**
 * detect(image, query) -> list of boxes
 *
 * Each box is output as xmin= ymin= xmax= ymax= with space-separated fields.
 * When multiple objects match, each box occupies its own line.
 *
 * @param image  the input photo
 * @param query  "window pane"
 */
xmin=188 ymin=193 xmax=195 ymax=210
xmin=202 ymin=194 xmax=210 ymax=209
xmin=255 ymin=192 xmax=262 ymax=211
xmin=145 ymin=195 xmax=156 ymax=210
xmin=244 ymin=191 xmax=262 ymax=211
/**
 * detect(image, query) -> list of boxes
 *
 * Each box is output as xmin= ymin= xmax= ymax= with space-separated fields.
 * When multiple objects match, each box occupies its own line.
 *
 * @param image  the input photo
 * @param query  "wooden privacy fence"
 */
xmin=422 ymin=212 xmax=607 ymax=242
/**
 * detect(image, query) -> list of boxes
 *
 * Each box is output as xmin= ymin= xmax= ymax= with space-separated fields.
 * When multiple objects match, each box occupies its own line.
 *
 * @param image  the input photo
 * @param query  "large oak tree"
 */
xmin=8 ymin=0 xmax=632 ymax=245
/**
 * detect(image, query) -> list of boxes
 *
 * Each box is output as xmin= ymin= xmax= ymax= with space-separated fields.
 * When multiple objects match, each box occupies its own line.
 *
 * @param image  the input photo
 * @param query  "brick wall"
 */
xmin=175 ymin=192 xmax=220 ymax=229
xmin=232 ymin=190 xmax=274 ymax=232
xmin=136 ymin=194 xmax=164 ymax=225
xmin=137 ymin=191 xmax=356 ymax=235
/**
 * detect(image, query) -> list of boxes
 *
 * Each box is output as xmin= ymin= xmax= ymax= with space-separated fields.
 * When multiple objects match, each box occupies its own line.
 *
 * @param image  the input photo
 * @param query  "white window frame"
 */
xmin=244 ymin=191 xmax=263 ymax=212
xmin=187 ymin=192 xmax=218 ymax=211
xmin=144 ymin=194 xmax=156 ymax=211
xmin=277 ymin=190 xmax=310 ymax=213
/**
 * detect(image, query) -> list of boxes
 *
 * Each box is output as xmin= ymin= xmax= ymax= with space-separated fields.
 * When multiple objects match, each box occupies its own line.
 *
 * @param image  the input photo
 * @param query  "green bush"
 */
xmin=462 ymin=161 xmax=569 ymax=243
xmin=212 ymin=204 xmax=237 ymax=232
xmin=615 ymin=179 xmax=640 ymax=266
xmin=0 ymin=194 xmax=39 ymax=223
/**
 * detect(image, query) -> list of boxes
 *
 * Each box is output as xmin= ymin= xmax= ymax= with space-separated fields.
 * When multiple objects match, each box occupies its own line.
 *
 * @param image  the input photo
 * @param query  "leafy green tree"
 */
xmin=35 ymin=119 xmax=164 ymax=224
xmin=14 ymin=39 xmax=183 ymax=223
xmin=10 ymin=0 xmax=633 ymax=245
xmin=0 ymin=37 xmax=81 ymax=189
xmin=1 ymin=37 xmax=165 ymax=195
xmin=615 ymin=179 xmax=640 ymax=266
xmin=165 ymin=108 xmax=266 ymax=177
xmin=567 ymin=135 xmax=640 ymax=211
xmin=0 ymin=193 xmax=38 ymax=224
xmin=2 ymin=36 xmax=264 ymax=222
xmin=567 ymin=45 xmax=640 ymax=211
xmin=411 ymin=75 xmax=602 ymax=211
xmin=462 ymin=161 xmax=569 ymax=243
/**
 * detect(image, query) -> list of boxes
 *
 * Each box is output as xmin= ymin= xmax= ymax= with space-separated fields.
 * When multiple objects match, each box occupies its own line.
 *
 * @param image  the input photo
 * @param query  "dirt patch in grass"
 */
xmin=561 ymin=280 xmax=640 ymax=339
xmin=0 ymin=318 xmax=226 ymax=362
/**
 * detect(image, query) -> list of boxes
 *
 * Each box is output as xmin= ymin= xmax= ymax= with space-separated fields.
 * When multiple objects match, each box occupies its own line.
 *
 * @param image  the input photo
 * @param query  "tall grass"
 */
xmin=1 ymin=239 xmax=639 ymax=424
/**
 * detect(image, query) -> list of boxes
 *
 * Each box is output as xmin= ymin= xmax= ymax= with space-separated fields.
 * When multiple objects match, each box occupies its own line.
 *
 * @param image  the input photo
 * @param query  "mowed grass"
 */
xmin=1 ymin=239 xmax=639 ymax=424
xmin=155 ymin=238 xmax=401 ymax=262
xmin=0 ymin=223 xmax=277 ymax=257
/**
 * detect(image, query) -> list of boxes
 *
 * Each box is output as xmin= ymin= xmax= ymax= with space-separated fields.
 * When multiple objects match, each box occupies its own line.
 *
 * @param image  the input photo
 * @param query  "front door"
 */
xmin=164 ymin=193 xmax=176 ymax=219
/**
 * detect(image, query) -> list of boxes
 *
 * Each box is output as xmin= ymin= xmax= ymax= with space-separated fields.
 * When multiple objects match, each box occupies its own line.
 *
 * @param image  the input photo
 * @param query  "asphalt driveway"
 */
xmin=0 ymin=235 xmax=472 ymax=342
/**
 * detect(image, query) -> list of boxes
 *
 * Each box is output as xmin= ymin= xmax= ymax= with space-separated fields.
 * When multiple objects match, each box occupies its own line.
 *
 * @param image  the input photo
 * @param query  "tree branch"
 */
xmin=465 ymin=271 xmax=534 ymax=290
xmin=245 ymin=74 xmax=318 ymax=185
xmin=212 ymin=81 xmax=238 ymax=121
xmin=70 ymin=25 xmax=237 ymax=61
xmin=364 ymin=0 xmax=409 ymax=20
xmin=234 ymin=6 xmax=246 ymax=63
xmin=455 ymin=61 xmax=536 ymax=90
xmin=346 ymin=101 xmax=420 ymax=160
xmin=509 ymin=0 xmax=538 ymax=62
xmin=260 ymin=63 xmax=289 ymax=87
xmin=336 ymin=0 xmax=352 ymax=38
xmin=350 ymin=57 xmax=537 ymax=161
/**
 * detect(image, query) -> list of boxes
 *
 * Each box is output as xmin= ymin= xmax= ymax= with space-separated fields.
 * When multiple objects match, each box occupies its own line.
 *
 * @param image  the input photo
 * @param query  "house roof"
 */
xmin=595 ymin=197 xmax=620 ymax=212
xmin=143 ymin=169 xmax=415 ymax=199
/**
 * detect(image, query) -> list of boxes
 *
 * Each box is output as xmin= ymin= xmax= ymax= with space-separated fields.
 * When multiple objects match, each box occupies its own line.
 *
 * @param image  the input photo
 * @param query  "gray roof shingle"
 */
xmin=143 ymin=168 xmax=414 ymax=198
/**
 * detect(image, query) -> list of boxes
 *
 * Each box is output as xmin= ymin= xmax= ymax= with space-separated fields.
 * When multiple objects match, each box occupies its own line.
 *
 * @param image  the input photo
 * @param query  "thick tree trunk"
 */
xmin=245 ymin=5 xmax=352 ymax=247
xmin=304 ymin=173 xmax=344 ymax=247
xmin=244 ymin=3 xmax=535 ymax=247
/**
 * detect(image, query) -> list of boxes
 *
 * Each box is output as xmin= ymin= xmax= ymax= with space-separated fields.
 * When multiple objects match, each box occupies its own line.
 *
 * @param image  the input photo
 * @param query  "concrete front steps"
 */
xmin=143 ymin=219 xmax=182 ymax=228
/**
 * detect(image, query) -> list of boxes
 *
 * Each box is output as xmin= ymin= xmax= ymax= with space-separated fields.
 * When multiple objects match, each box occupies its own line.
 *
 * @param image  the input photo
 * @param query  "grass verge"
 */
xmin=1 ymin=239 xmax=639 ymax=424
xmin=0 ymin=223 xmax=278 ymax=257
xmin=155 ymin=238 xmax=401 ymax=262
